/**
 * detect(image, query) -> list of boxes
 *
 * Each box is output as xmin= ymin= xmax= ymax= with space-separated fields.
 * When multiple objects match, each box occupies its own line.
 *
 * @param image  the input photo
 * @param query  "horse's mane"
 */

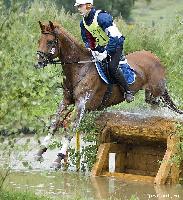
xmin=43 ymin=22 xmax=88 ymax=54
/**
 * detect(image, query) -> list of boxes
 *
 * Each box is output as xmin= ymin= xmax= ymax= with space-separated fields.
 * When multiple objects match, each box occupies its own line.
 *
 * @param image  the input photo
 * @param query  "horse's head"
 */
xmin=35 ymin=21 xmax=60 ymax=68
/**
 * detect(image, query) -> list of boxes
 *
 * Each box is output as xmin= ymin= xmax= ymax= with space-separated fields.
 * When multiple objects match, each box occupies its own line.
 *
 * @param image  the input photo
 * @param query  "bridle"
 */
xmin=36 ymin=31 xmax=61 ymax=68
xmin=36 ymin=31 xmax=95 ymax=68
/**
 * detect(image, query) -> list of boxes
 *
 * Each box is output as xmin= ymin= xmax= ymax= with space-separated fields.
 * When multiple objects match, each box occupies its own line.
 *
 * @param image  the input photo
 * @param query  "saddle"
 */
xmin=95 ymin=57 xmax=136 ymax=109
xmin=95 ymin=56 xmax=136 ymax=85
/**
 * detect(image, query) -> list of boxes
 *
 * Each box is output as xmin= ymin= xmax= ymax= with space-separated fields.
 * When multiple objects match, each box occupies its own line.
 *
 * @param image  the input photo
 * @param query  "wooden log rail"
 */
xmin=91 ymin=112 xmax=183 ymax=185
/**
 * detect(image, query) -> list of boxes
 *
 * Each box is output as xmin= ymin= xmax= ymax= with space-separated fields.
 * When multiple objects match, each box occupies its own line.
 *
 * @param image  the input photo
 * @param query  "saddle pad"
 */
xmin=95 ymin=59 xmax=136 ymax=85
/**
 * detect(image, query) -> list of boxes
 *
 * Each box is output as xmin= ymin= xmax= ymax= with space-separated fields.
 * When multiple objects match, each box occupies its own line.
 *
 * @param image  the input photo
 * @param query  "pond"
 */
xmin=2 ymin=170 xmax=183 ymax=200
xmin=0 ymin=135 xmax=183 ymax=200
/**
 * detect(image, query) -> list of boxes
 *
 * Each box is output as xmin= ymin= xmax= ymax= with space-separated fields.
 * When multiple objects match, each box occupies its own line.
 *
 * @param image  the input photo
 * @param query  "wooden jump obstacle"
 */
xmin=91 ymin=112 xmax=183 ymax=185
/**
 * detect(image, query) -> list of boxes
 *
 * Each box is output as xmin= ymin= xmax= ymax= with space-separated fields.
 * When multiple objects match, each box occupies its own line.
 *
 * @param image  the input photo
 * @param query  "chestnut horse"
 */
xmin=34 ymin=21 xmax=182 ymax=169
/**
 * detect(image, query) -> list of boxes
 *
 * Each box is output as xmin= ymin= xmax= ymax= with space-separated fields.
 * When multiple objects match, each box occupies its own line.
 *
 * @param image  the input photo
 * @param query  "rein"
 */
xmin=49 ymin=59 xmax=96 ymax=65
xmin=37 ymin=31 xmax=95 ymax=67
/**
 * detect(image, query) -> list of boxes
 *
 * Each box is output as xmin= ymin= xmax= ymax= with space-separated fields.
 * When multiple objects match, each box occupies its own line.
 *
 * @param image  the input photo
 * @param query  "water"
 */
xmin=1 ymin=133 xmax=183 ymax=200
xmin=2 ymin=170 xmax=183 ymax=200
xmin=109 ymin=107 xmax=183 ymax=122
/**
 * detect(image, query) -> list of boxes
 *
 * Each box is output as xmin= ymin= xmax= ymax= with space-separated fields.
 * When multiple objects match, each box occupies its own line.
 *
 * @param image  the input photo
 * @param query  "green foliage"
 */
xmin=130 ymin=194 xmax=139 ymax=200
xmin=94 ymin=0 xmax=135 ymax=19
xmin=69 ymin=111 xmax=102 ymax=171
xmin=173 ymin=123 xmax=183 ymax=166
xmin=1 ymin=0 xmax=182 ymax=135
xmin=115 ymin=17 xmax=183 ymax=110
xmin=0 ymin=0 xmax=183 ymax=172
xmin=145 ymin=0 xmax=151 ymax=5
xmin=0 ymin=169 xmax=11 ymax=191
xmin=56 ymin=0 xmax=136 ymax=19
xmin=131 ymin=0 xmax=183 ymax=26
xmin=79 ymin=111 xmax=102 ymax=135
xmin=0 ymin=0 xmax=80 ymax=134
xmin=0 ymin=133 xmax=35 ymax=190
xmin=0 ymin=189 xmax=51 ymax=200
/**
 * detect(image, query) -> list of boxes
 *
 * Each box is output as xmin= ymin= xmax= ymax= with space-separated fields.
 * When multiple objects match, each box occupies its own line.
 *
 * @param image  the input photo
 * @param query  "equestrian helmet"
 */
xmin=74 ymin=0 xmax=93 ymax=6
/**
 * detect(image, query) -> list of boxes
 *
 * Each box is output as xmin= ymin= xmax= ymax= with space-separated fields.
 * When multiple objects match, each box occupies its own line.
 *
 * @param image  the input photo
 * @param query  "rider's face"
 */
xmin=77 ymin=4 xmax=88 ymax=16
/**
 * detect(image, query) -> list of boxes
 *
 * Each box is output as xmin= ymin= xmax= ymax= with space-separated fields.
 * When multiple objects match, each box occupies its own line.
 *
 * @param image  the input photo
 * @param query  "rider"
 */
xmin=74 ymin=0 xmax=134 ymax=103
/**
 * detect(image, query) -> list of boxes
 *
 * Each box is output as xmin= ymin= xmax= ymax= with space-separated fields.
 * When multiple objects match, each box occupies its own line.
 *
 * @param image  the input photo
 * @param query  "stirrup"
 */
xmin=125 ymin=91 xmax=134 ymax=103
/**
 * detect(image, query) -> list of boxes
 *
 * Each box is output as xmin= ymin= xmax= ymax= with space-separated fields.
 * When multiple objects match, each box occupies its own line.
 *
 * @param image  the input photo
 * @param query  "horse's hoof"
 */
xmin=34 ymin=147 xmax=47 ymax=162
xmin=50 ymin=161 xmax=61 ymax=170
xmin=125 ymin=92 xmax=134 ymax=103
xmin=34 ymin=154 xmax=44 ymax=162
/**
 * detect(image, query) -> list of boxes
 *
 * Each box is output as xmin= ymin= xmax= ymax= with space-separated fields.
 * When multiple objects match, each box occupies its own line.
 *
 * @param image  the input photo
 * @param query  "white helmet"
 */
xmin=74 ymin=0 xmax=93 ymax=7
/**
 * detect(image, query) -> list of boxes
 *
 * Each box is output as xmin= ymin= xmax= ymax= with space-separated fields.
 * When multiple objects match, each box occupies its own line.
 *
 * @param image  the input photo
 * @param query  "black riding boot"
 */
xmin=114 ymin=68 xmax=134 ymax=103
xmin=107 ymin=47 xmax=134 ymax=103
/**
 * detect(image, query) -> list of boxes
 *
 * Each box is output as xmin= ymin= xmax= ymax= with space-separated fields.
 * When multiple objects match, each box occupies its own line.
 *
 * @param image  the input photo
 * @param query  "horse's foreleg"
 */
xmin=35 ymin=100 xmax=70 ymax=161
xmin=51 ymin=135 xmax=72 ymax=169
xmin=35 ymin=133 xmax=53 ymax=161
xmin=51 ymin=93 xmax=89 ymax=170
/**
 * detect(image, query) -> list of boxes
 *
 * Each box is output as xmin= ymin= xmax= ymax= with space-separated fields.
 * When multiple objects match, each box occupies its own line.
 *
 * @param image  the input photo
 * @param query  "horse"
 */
xmin=34 ymin=21 xmax=182 ymax=169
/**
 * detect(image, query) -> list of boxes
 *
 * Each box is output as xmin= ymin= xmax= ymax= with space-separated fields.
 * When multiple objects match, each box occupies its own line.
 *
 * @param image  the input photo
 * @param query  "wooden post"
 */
xmin=91 ymin=143 xmax=111 ymax=176
xmin=76 ymin=130 xmax=80 ymax=171
xmin=154 ymin=135 xmax=180 ymax=185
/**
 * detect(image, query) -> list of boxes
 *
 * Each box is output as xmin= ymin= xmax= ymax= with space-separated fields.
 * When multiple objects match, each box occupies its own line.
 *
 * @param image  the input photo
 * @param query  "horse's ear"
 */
xmin=39 ymin=21 xmax=45 ymax=32
xmin=49 ymin=21 xmax=55 ymax=31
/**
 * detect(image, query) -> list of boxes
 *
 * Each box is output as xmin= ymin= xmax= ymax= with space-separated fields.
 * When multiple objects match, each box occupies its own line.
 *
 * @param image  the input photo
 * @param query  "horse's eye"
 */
xmin=47 ymin=40 xmax=57 ymax=48
xmin=47 ymin=40 xmax=53 ymax=47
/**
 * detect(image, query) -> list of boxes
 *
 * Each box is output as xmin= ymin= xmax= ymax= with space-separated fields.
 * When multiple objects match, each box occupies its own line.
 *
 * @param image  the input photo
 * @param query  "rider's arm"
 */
xmin=80 ymin=20 xmax=90 ymax=48
xmin=97 ymin=12 xmax=125 ymax=55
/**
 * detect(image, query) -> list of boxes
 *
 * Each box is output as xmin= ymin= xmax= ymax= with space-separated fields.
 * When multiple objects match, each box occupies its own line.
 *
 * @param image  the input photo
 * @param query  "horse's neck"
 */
xmin=58 ymin=31 xmax=89 ymax=64
xmin=58 ymin=31 xmax=91 ymax=89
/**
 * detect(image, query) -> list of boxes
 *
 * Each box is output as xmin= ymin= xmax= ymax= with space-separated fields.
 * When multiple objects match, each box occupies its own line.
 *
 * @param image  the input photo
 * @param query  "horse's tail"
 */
xmin=160 ymin=89 xmax=183 ymax=114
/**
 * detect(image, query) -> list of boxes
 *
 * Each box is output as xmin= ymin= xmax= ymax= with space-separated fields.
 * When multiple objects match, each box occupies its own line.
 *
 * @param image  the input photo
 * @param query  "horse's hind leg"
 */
xmin=145 ymin=89 xmax=161 ymax=108
xmin=145 ymin=89 xmax=151 ymax=104
xmin=145 ymin=79 xmax=166 ymax=108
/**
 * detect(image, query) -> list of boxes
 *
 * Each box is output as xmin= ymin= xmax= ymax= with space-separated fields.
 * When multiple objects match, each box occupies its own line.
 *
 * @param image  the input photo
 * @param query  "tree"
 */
xmin=145 ymin=0 xmax=152 ymax=6
xmin=55 ymin=0 xmax=136 ymax=20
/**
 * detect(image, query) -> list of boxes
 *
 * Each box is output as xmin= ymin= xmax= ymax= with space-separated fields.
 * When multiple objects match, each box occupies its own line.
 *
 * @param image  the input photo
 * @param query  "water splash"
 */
xmin=112 ymin=107 xmax=183 ymax=122
xmin=74 ymin=92 xmax=91 ymax=131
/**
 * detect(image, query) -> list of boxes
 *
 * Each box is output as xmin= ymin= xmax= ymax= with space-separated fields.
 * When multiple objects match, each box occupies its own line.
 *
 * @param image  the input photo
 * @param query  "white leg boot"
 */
xmin=51 ymin=136 xmax=71 ymax=170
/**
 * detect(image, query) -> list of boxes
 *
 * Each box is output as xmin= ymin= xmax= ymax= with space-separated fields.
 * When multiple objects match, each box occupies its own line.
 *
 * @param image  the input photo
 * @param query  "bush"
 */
xmin=116 ymin=17 xmax=183 ymax=108
xmin=0 ymin=0 xmax=81 ymax=133
xmin=0 ymin=0 xmax=182 ymax=135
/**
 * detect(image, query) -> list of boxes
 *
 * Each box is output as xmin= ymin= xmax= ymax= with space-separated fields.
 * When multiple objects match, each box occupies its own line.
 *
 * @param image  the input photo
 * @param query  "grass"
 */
xmin=0 ymin=2 xmax=182 ymax=200
xmin=131 ymin=0 xmax=183 ymax=26
xmin=0 ymin=189 xmax=94 ymax=200
xmin=0 ymin=189 xmax=51 ymax=200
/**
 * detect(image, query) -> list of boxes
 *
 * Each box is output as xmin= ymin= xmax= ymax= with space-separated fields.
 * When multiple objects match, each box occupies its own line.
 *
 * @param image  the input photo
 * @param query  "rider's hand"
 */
xmin=92 ymin=50 xmax=107 ymax=62
xmin=87 ymin=48 xmax=91 ymax=52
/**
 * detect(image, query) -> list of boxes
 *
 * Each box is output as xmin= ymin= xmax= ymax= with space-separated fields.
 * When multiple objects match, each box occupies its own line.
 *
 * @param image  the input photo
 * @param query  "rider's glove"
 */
xmin=92 ymin=50 xmax=107 ymax=62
